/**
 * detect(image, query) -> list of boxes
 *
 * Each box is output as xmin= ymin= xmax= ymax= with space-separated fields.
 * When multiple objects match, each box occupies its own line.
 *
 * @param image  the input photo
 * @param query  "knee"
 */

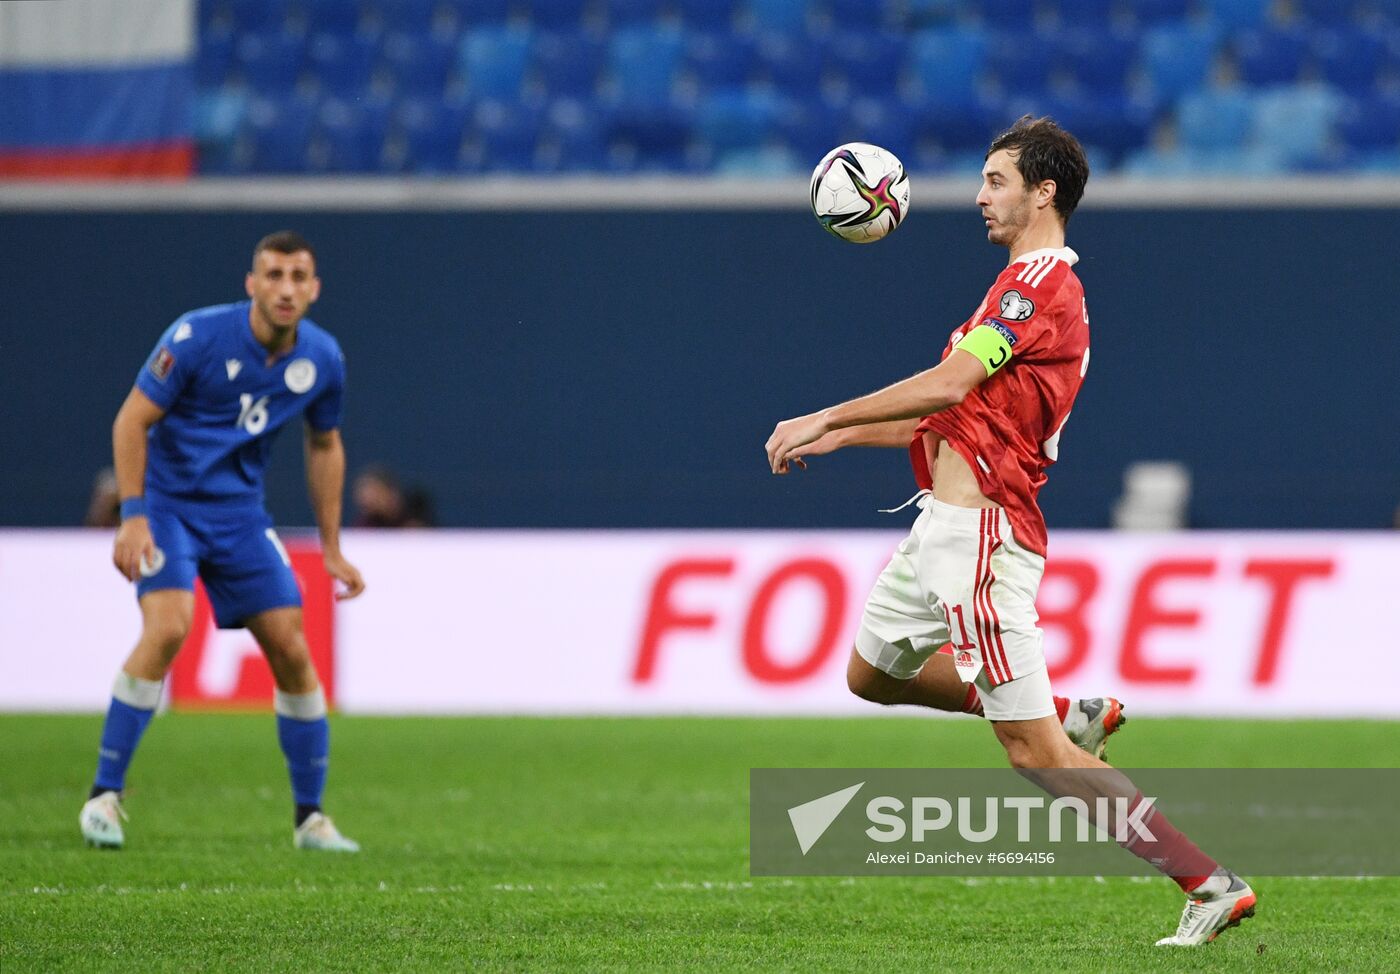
xmin=261 ymin=631 xmax=311 ymax=668
xmin=846 ymin=662 xmax=903 ymax=705
xmin=999 ymin=732 xmax=1073 ymax=770
xmin=144 ymin=610 xmax=192 ymax=654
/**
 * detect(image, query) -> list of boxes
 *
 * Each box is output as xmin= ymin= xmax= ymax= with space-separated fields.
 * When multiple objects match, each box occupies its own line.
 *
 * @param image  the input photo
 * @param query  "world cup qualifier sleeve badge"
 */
xmin=998 ymin=289 xmax=1036 ymax=322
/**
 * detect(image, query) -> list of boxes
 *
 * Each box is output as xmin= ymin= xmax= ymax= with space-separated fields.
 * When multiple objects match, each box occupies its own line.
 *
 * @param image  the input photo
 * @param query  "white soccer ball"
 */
xmin=809 ymin=142 xmax=911 ymax=243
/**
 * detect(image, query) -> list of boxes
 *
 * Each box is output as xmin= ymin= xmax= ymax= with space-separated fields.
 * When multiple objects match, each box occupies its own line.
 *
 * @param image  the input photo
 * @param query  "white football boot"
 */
xmin=79 ymin=791 xmax=127 ymax=849
xmin=293 ymin=811 xmax=360 ymax=852
xmin=1063 ymin=697 xmax=1126 ymax=760
xmin=1155 ymin=869 xmax=1257 ymax=946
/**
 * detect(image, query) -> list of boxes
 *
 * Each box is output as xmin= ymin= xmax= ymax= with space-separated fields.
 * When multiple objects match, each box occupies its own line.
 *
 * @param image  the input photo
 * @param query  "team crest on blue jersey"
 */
xmin=149 ymin=348 xmax=175 ymax=381
xmin=285 ymin=358 xmax=316 ymax=393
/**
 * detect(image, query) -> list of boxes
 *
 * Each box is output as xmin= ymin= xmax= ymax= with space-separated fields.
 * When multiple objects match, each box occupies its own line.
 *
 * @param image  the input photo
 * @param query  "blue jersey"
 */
xmin=134 ymin=301 xmax=345 ymax=505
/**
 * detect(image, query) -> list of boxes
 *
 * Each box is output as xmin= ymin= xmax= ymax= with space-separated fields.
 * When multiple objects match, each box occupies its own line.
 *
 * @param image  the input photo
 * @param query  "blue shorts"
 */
xmin=136 ymin=496 xmax=302 ymax=629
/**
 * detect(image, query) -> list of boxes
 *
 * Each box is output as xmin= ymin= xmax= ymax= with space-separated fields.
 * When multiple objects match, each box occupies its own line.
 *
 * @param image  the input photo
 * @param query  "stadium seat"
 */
xmin=194 ymin=88 xmax=250 ymax=172
xmin=1057 ymin=27 xmax=1140 ymax=95
xmin=1131 ymin=0 xmax=1190 ymax=26
xmin=675 ymin=0 xmax=739 ymax=31
xmin=227 ymin=0 xmax=294 ymax=35
xmin=1175 ymin=86 xmax=1254 ymax=151
xmin=908 ymin=26 xmax=989 ymax=104
xmin=527 ymin=0 xmax=590 ymax=30
xmin=245 ymin=96 xmax=317 ymax=172
xmin=694 ymin=88 xmax=783 ymax=155
xmin=535 ymin=97 xmax=608 ymax=171
xmin=1047 ymin=0 xmax=1114 ymax=29
xmin=840 ymin=96 xmax=915 ymax=162
xmin=460 ymin=25 xmax=533 ymax=100
xmin=1232 ymin=26 xmax=1308 ymax=86
xmin=976 ymin=0 xmax=1039 ymax=26
xmin=604 ymin=0 xmax=664 ymax=27
xmin=1199 ymin=0 xmax=1270 ymax=30
xmin=1250 ymin=85 xmax=1342 ymax=165
xmin=825 ymin=30 xmax=908 ymax=93
xmin=450 ymin=0 xmax=513 ymax=26
xmin=1312 ymin=27 xmax=1386 ymax=95
xmin=235 ymin=32 xmax=307 ymax=97
xmin=307 ymin=32 xmax=380 ymax=98
xmin=381 ymin=30 xmax=458 ymax=98
xmin=473 ymin=98 xmax=546 ymax=169
xmin=685 ymin=32 xmax=759 ymax=90
xmin=530 ymin=31 xmax=605 ymax=98
xmin=605 ymin=104 xmax=695 ymax=170
xmin=312 ymin=96 xmax=391 ymax=172
xmin=1293 ymin=0 xmax=1361 ymax=26
xmin=1335 ymin=91 xmax=1400 ymax=152
xmin=829 ymin=0 xmax=899 ymax=31
xmin=747 ymin=0 xmax=809 ymax=34
xmin=376 ymin=0 xmax=442 ymax=34
xmin=756 ymin=31 xmax=826 ymax=95
xmin=395 ymin=96 xmax=470 ymax=171
xmin=772 ymin=95 xmax=846 ymax=162
xmin=986 ymin=29 xmax=1054 ymax=94
xmin=605 ymin=26 xmax=686 ymax=106
xmin=910 ymin=91 xmax=1007 ymax=152
xmin=304 ymin=0 xmax=365 ymax=35
xmin=1141 ymin=22 xmax=1221 ymax=99
xmin=713 ymin=143 xmax=801 ymax=175
xmin=197 ymin=33 xmax=237 ymax=89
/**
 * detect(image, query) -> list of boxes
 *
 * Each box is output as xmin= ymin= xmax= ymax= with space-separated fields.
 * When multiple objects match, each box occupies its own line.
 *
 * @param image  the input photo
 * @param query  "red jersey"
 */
xmin=911 ymin=247 xmax=1089 ymax=557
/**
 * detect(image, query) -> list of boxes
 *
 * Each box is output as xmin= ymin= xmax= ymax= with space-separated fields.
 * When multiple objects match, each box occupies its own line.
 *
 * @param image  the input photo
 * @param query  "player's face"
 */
xmin=976 ymin=150 xmax=1033 ymax=247
xmin=246 ymin=249 xmax=320 ymax=330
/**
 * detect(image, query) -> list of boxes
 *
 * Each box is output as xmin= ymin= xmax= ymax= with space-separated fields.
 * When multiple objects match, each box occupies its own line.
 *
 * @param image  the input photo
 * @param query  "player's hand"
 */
xmin=323 ymin=551 xmax=366 ymax=600
xmin=112 ymin=517 xmax=156 ymax=582
xmin=766 ymin=412 xmax=832 ymax=474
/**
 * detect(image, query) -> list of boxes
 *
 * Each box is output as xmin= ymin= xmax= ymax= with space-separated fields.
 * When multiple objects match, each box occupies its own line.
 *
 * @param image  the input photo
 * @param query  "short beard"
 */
xmin=989 ymin=194 xmax=1032 ymax=246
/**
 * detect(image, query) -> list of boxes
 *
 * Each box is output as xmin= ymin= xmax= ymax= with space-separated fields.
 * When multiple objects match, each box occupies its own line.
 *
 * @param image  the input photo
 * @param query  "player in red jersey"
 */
xmin=766 ymin=117 xmax=1255 ymax=946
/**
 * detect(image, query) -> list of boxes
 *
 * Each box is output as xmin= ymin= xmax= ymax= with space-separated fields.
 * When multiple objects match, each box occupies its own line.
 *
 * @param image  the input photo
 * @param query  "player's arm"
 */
xmin=783 ymin=418 xmax=920 ymax=470
xmin=304 ymin=426 xmax=365 ymax=600
xmin=766 ymin=350 xmax=990 ymax=474
xmin=111 ymin=388 xmax=166 ymax=581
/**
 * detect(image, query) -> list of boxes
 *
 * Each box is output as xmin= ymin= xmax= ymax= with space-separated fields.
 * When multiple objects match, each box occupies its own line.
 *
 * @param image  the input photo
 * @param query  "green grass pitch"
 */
xmin=3 ymin=714 xmax=1399 ymax=971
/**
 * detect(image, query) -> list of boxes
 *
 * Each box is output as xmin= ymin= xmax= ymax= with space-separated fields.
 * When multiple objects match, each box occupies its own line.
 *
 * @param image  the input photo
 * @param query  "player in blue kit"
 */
xmin=80 ymin=231 xmax=365 ymax=852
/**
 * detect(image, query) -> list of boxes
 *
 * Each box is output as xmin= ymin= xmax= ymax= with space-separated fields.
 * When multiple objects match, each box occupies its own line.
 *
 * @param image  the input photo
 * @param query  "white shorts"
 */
xmin=855 ymin=495 xmax=1055 ymax=722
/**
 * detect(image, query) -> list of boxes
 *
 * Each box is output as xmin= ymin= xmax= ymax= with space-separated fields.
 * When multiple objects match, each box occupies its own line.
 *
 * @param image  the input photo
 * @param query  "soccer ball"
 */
xmin=809 ymin=142 xmax=911 ymax=243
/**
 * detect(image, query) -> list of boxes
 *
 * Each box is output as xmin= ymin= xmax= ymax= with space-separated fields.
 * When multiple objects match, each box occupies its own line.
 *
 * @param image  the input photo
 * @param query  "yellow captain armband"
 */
xmin=954 ymin=319 xmax=1019 ymax=376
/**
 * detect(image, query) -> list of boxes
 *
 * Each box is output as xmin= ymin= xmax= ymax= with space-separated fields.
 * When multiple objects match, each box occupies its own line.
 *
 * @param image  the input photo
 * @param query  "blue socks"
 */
xmin=275 ymin=688 xmax=329 ymax=820
xmin=92 ymin=673 xmax=163 ymax=794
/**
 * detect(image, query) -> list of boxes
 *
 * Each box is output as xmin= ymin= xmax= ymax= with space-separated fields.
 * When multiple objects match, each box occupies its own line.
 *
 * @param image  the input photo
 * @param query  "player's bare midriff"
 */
xmin=927 ymin=435 xmax=998 ymax=510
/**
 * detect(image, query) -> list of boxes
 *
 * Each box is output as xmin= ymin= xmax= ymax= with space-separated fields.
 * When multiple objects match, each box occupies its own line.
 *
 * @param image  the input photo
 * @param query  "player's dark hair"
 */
xmin=986 ymin=116 xmax=1090 ymax=224
xmin=253 ymin=230 xmax=316 ymax=264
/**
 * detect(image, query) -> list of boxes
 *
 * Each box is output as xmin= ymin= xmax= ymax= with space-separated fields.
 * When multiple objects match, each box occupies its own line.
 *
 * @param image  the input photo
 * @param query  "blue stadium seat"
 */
xmin=227 ymin=0 xmax=294 ymax=35
xmin=906 ymin=0 xmax=967 ymax=27
xmin=382 ymin=30 xmax=458 ymax=97
xmin=908 ymin=26 xmax=989 ymax=104
xmin=1057 ymin=27 xmax=1139 ymax=94
xmin=1141 ymin=23 xmax=1220 ymax=99
xmin=312 ymin=96 xmax=391 ymax=171
xmin=748 ymin=0 xmax=809 ymax=34
xmin=1250 ymin=84 xmax=1342 ymax=164
xmin=1047 ymin=0 xmax=1114 ymax=28
xmin=1293 ymin=0 xmax=1361 ymax=25
xmin=676 ymin=0 xmax=739 ymax=31
xmin=1199 ymin=0 xmax=1270 ymax=30
xmin=528 ymin=0 xmax=589 ymax=30
xmin=713 ymin=144 xmax=801 ymax=175
xmin=756 ymin=31 xmax=826 ymax=95
xmin=395 ymin=96 xmax=470 ymax=171
xmin=197 ymin=33 xmax=237 ymax=89
xmin=829 ymin=0 xmax=899 ymax=31
xmin=245 ymin=97 xmax=316 ymax=172
xmin=840 ymin=96 xmax=915 ymax=162
xmin=695 ymin=89 xmax=783 ymax=154
xmin=473 ymin=98 xmax=546 ymax=169
xmin=1175 ymin=86 xmax=1254 ymax=150
xmin=235 ymin=33 xmax=307 ymax=97
xmin=606 ymin=104 xmax=695 ymax=171
xmin=605 ymin=0 xmax=664 ymax=27
xmin=605 ymin=26 xmax=685 ymax=106
xmin=1335 ymin=91 xmax=1400 ymax=152
xmin=307 ymin=33 xmax=380 ymax=98
xmin=986 ymin=29 xmax=1054 ymax=94
xmin=449 ymin=0 xmax=512 ymax=25
xmin=531 ymin=31 xmax=605 ymax=97
xmin=1312 ymin=27 xmax=1386 ymax=95
xmin=1132 ymin=0 xmax=1190 ymax=25
xmin=305 ymin=0 xmax=364 ymax=35
xmin=461 ymin=25 xmax=533 ymax=100
xmin=376 ymin=0 xmax=441 ymax=33
xmin=535 ymin=97 xmax=608 ymax=171
xmin=685 ymin=32 xmax=758 ymax=89
xmin=194 ymin=88 xmax=250 ymax=150
xmin=772 ymin=96 xmax=846 ymax=161
xmin=825 ymin=30 xmax=908 ymax=92
xmin=909 ymin=91 xmax=1006 ymax=152
xmin=976 ymin=0 xmax=1038 ymax=25
xmin=1232 ymin=26 xmax=1308 ymax=87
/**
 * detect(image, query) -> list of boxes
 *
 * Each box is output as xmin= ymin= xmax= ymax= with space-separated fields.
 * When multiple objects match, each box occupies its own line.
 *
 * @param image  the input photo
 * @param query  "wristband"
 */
xmin=119 ymin=497 xmax=147 ymax=521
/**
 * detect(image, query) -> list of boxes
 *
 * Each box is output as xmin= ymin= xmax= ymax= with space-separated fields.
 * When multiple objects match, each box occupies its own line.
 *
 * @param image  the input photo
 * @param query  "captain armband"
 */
xmin=954 ymin=318 xmax=1020 ymax=377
